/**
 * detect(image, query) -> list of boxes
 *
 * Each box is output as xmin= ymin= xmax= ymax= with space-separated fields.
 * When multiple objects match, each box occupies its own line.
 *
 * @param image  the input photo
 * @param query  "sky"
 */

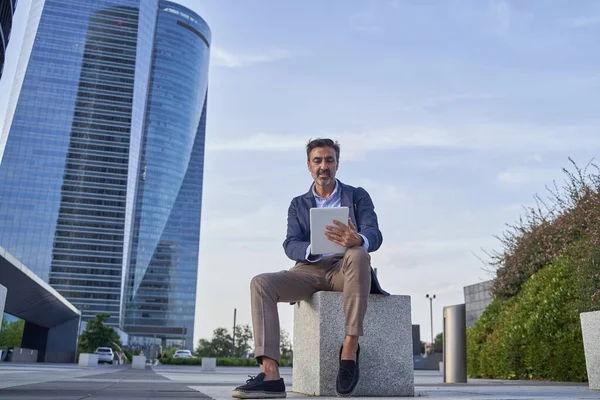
xmin=1 ymin=0 xmax=599 ymax=347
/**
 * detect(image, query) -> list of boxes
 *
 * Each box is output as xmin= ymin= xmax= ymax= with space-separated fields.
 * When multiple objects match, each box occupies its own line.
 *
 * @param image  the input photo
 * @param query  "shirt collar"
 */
xmin=312 ymin=179 xmax=339 ymax=201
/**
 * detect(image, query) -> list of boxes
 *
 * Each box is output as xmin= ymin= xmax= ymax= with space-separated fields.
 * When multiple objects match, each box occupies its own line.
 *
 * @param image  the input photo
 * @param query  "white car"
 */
xmin=95 ymin=347 xmax=114 ymax=364
xmin=173 ymin=349 xmax=193 ymax=359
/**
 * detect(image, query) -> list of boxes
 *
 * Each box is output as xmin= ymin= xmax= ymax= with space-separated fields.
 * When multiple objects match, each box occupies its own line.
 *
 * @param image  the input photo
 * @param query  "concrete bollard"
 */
xmin=443 ymin=304 xmax=467 ymax=383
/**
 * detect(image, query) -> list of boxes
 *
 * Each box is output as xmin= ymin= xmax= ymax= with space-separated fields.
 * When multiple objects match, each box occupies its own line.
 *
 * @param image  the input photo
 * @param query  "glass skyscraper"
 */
xmin=0 ymin=0 xmax=18 ymax=78
xmin=0 ymin=0 xmax=209 ymax=348
xmin=122 ymin=2 xmax=210 ymax=348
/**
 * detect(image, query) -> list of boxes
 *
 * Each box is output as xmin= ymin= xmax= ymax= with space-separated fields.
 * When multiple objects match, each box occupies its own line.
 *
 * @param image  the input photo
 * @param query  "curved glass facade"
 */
xmin=0 ymin=1 xmax=157 ymax=326
xmin=0 ymin=0 xmax=17 ymax=78
xmin=0 ymin=0 xmax=209 ymax=344
xmin=123 ymin=1 xmax=210 ymax=348
xmin=47 ymin=5 xmax=140 ymax=325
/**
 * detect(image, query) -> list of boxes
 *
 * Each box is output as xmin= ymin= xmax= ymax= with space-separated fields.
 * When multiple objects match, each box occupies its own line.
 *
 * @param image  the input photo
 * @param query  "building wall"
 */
xmin=412 ymin=324 xmax=421 ymax=355
xmin=123 ymin=1 xmax=210 ymax=349
xmin=0 ymin=0 xmax=209 ymax=341
xmin=463 ymin=280 xmax=494 ymax=327
xmin=0 ymin=284 xmax=6 ymax=327
xmin=1 ymin=0 xmax=44 ymax=162
xmin=47 ymin=4 xmax=142 ymax=326
xmin=0 ymin=0 xmax=159 ymax=326
xmin=0 ymin=0 xmax=17 ymax=78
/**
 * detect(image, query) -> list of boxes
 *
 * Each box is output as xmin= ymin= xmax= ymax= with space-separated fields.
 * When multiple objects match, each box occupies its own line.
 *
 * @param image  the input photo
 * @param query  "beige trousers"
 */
xmin=250 ymin=246 xmax=372 ymax=364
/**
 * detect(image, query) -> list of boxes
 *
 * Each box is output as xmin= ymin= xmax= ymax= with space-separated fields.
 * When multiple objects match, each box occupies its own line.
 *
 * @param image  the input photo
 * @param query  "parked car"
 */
xmin=173 ymin=349 xmax=193 ymax=359
xmin=95 ymin=347 xmax=114 ymax=364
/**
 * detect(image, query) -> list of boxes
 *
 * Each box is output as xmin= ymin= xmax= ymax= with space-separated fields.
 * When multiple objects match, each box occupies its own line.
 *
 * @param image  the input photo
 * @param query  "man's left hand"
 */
xmin=325 ymin=218 xmax=362 ymax=248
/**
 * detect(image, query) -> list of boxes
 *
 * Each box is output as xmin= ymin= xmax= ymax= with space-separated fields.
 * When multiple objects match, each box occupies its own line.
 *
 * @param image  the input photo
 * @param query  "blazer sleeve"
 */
xmin=282 ymin=198 xmax=311 ymax=262
xmin=355 ymin=187 xmax=383 ymax=252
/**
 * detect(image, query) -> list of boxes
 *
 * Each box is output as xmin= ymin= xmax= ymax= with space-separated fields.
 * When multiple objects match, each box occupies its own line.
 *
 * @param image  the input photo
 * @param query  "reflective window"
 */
xmin=0 ymin=0 xmax=209 ymax=343
xmin=123 ymin=1 xmax=210 ymax=348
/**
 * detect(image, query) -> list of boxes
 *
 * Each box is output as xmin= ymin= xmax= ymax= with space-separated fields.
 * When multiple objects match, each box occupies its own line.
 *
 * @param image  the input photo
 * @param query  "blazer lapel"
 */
xmin=339 ymin=181 xmax=358 ymax=228
xmin=304 ymin=185 xmax=317 ymax=208
xmin=340 ymin=181 xmax=352 ymax=208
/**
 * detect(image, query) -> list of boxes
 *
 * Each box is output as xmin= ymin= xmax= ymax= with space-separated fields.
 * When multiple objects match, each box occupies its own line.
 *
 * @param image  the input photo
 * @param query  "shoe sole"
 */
xmin=231 ymin=390 xmax=287 ymax=399
xmin=335 ymin=386 xmax=357 ymax=398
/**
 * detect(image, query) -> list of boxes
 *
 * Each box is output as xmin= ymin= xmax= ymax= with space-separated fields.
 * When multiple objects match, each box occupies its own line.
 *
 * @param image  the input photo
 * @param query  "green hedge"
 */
xmin=160 ymin=356 xmax=291 ymax=367
xmin=467 ymin=254 xmax=587 ymax=381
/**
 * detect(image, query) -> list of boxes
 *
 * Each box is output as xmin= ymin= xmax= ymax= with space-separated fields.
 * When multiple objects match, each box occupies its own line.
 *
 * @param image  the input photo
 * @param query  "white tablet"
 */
xmin=310 ymin=206 xmax=349 ymax=255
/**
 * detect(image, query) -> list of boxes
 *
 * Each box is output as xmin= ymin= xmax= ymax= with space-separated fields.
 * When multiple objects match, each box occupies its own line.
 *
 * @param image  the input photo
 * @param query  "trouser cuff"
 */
xmin=254 ymin=345 xmax=281 ymax=365
xmin=345 ymin=325 xmax=364 ymax=336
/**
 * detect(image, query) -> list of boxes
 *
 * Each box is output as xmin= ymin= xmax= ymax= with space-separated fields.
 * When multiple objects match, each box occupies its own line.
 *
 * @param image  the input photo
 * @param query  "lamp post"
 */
xmin=232 ymin=308 xmax=237 ymax=357
xmin=426 ymin=294 xmax=436 ymax=348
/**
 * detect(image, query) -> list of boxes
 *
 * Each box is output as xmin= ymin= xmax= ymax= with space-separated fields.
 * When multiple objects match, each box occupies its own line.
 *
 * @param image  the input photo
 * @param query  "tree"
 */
xmin=233 ymin=324 xmax=253 ymax=358
xmin=194 ymin=338 xmax=211 ymax=357
xmin=420 ymin=341 xmax=426 ymax=355
xmin=196 ymin=327 xmax=233 ymax=357
xmin=434 ymin=332 xmax=443 ymax=353
xmin=195 ymin=324 xmax=254 ymax=358
xmin=0 ymin=318 xmax=25 ymax=348
xmin=280 ymin=329 xmax=292 ymax=359
xmin=78 ymin=314 xmax=121 ymax=353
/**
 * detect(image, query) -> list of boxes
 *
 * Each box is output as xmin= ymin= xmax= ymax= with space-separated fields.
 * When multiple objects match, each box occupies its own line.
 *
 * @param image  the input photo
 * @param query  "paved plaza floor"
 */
xmin=0 ymin=363 xmax=599 ymax=399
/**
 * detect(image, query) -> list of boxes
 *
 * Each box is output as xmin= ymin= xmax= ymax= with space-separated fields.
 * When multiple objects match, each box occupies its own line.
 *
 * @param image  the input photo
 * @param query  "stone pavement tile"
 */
xmin=0 ymin=363 xmax=119 ymax=389
xmin=153 ymin=365 xmax=292 ymax=386
xmin=72 ymin=367 xmax=171 ymax=381
xmin=417 ymin=385 xmax=599 ymax=399
xmin=164 ymin=366 xmax=600 ymax=400
xmin=2 ymin=365 xmax=599 ymax=399
xmin=0 ymin=366 xmax=211 ymax=399
xmin=188 ymin=384 xmax=600 ymax=400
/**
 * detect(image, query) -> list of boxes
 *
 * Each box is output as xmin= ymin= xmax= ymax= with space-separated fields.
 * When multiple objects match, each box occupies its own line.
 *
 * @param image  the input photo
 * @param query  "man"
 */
xmin=232 ymin=138 xmax=386 ymax=398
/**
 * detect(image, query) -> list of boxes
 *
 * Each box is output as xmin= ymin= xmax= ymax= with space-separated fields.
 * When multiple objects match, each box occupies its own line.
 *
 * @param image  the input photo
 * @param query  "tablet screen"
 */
xmin=309 ymin=206 xmax=349 ymax=255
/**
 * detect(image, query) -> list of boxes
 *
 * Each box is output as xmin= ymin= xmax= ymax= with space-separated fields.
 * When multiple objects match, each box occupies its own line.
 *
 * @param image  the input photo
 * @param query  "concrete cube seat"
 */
xmin=292 ymin=291 xmax=414 ymax=397
xmin=78 ymin=353 xmax=98 ymax=367
xmin=581 ymin=310 xmax=600 ymax=390
xmin=202 ymin=357 xmax=217 ymax=371
xmin=132 ymin=355 xmax=147 ymax=370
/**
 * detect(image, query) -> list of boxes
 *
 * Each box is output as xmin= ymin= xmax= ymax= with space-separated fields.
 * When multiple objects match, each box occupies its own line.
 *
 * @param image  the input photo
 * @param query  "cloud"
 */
xmin=200 ymin=205 xmax=286 ymax=242
xmin=206 ymin=124 xmax=599 ymax=155
xmin=211 ymin=46 xmax=291 ymax=68
xmin=373 ymin=236 xmax=498 ymax=272
xmin=496 ymin=167 xmax=559 ymax=185
xmin=528 ymin=153 xmax=543 ymax=163
xmin=207 ymin=132 xmax=305 ymax=152
xmin=489 ymin=0 xmax=512 ymax=34
xmin=353 ymin=25 xmax=383 ymax=34
xmin=396 ymin=92 xmax=501 ymax=112
xmin=351 ymin=179 xmax=413 ymax=208
xmin=347 ymin=1 xmax=386 ymax=34
xmin=568 ymin=16 xmax=600 ymax=28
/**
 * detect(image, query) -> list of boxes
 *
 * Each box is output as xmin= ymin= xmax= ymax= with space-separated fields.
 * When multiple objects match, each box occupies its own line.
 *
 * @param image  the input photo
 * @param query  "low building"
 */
xmin=0 ymin=246 xmax=81 ymax=362
xmin=412 ymin=324 xmax=421 ymax=355
xmin=463 ymin=280 xmax=494 ymax=327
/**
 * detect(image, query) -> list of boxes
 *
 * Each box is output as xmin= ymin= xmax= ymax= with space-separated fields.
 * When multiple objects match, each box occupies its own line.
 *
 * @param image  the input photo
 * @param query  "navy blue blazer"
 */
xmin=283 ymin=180 xmax=389 ymax=296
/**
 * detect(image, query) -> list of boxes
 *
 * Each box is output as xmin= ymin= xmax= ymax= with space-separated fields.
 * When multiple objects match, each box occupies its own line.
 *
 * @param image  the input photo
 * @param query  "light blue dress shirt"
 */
xmin=305 ymin=180 xmax=369 ymax=263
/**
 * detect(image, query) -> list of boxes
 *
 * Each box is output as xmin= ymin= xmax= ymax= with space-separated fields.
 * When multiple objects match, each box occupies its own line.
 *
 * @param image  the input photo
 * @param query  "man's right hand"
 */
xmin=325 ymin=218 xmax=362 ymax=248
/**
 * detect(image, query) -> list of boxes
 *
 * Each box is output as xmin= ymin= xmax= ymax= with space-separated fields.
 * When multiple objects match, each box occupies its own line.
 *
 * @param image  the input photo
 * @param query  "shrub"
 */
xmin=468 ymin=254 xmax=587 ymax=381
xmin=488 ymin=160 xmax=600 ymax=303
xmin=470 ymin=160 xmax=600 ymax=382
xmin=160 ymin=357 xmax=201 ymax=365
xmin=215 ymin=357 xmax=259 ymax=367
xmin=159 ymin=356 xmax=291 ymax=367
